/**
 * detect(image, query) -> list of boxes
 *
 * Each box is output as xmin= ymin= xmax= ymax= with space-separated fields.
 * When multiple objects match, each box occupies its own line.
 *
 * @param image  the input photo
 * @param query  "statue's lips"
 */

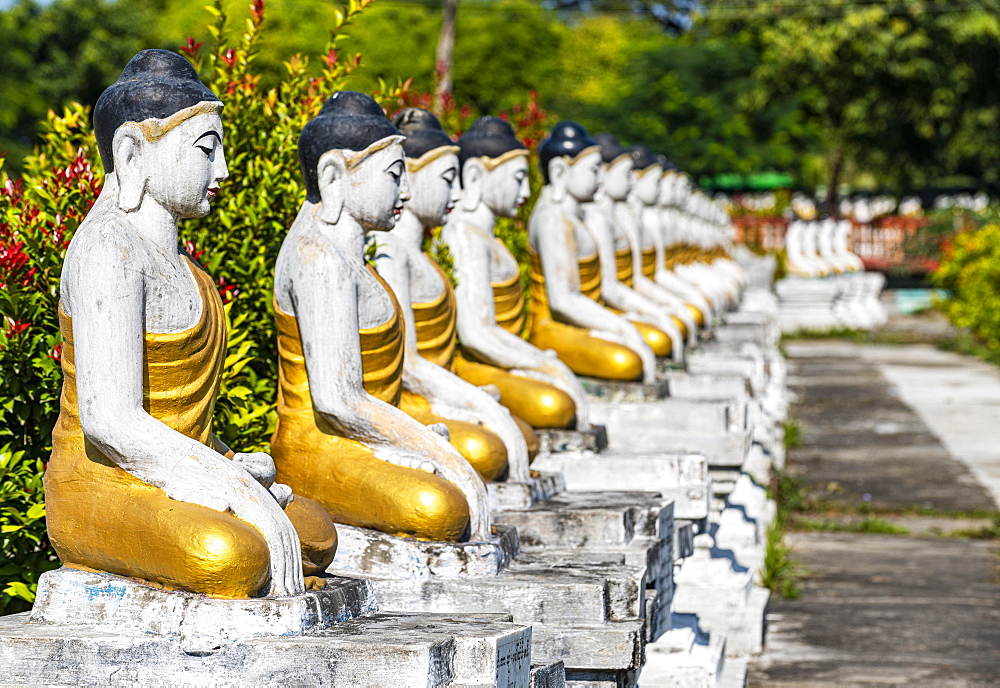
xmin=207 ymin=187 xmax=220 ymax=199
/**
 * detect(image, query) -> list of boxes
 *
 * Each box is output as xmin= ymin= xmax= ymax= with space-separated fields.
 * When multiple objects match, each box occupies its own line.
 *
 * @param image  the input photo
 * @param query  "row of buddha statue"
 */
xmin=47 ymin=50 xmax=742 ymax=600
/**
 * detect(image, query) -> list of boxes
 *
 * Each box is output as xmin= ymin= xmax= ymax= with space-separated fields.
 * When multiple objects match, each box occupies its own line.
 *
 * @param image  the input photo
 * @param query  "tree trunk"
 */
xmin=434 ymin=0 xmax=458 ymax=116
xmin=825 ymin=145 xmax=844 ymax=214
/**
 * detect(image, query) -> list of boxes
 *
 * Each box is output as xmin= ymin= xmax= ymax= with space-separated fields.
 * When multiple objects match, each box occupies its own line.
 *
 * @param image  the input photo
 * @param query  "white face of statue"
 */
xmin=658 ymin=172 xmax=676 ymax=207
xmin=345 ymin=141 xmax=411 ymax=232
xmin=143 ymin=110 xmax=228 ymax=219
xmin=407 ymin=151 xmax=460 ymax=228
xmin=602 ymin=157 xmax=633 ymax=201
xmin=483 ymin=156 xmax=529 ymax=218
xmin=565 ymin=150 xmax=602 ymax=203
xmin=633 ymin=164 xmax=662 ymax=205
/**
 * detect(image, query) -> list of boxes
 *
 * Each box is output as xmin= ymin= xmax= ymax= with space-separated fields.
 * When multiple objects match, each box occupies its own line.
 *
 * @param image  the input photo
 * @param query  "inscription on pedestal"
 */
xmin=496 ymin=630 xmax=532 ymax=687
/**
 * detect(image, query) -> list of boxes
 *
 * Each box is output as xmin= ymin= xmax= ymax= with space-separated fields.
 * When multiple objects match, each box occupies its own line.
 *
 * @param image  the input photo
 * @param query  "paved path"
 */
xmin=749 ymin=338 xmax=1000 ymax=686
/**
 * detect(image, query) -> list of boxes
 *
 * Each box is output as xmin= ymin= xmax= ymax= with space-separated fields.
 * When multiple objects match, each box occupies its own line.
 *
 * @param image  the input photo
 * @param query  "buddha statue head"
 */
xmin=537 ymin=121 xmax=602 ymax=204
xmin=594 ymin=132 xmax=632 ymax=202
xmin=299 ymin=91 xmax=409 ymax=231
xmin=657 ymin=156 xmax=679 ymax=207
xmin=391 ymin=107 xmax=460 ymax=228
xmin=628 ymin=145 xmax=662 ymax=205
xmin=457 ymin=116 xmax=529 ymax=218
xmin=93 ymin=49 xmax=227 ymax=218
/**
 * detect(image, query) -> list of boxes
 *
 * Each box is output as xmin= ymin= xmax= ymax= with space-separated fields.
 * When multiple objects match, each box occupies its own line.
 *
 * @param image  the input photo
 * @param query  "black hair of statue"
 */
xmin=629 ymin=145 xmax=660 ymax=171
xmin=93 ymin=49 xmax=220 ymax=173
xmin=456 ymin=116 xmax=526 ymax=186
xmin=537 ymin=120 xmax=598 ymax=185
xmin=391 ymin=107 xmax=454 ymax=159
xmin=658 ymin=154 xmax=679 ymax=173
xmin=298 ymin=91 xmax=401 ymax=203
xmin=594 ymin=132 xmax=627 ymax=165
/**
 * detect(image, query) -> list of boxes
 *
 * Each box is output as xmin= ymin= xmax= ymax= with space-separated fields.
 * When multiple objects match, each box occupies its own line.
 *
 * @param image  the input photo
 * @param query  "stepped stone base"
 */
xmin=531 ymin=661 xmax=567 ymax=688
xmin=536 ymin=425 xmax=608 ymax=454
xmin=489 ymin=472 xmax=566 ymax=510
xmin=350 ymin=559 xmax=650 ymax=677
xmin=329 ymin=524 xmax=520 ymax=579
xmin=27 ymin=568 xmax=378 ymax=655
xmin=579 ymin=377 xmax=669 ymax=403
xmin=531 ymin=451 xmax=710 ymax=522
xmin=0 ymin=611 xmax=531 ymax=686
xmin=640 ymin=616 xmax=727 ymax=688
xmin=661 ymin=371 xmax=751 ymax=401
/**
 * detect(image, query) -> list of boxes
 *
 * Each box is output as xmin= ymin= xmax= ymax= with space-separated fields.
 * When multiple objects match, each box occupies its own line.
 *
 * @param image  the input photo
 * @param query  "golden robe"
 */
xmin=46 ymin=257 xmax=336 ymax=599
xmin=526 ymin=236 xmax=644 ymax=381
xmin=409 ymin=260 xmax=556 ymax=447
xmin=270 ymin=267 xmax=471 ymax=542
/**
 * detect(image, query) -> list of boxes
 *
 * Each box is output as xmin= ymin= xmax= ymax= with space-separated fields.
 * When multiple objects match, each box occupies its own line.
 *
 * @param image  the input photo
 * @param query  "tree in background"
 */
xmin=0 ymin=0 xmax=166 ymax=171
xmin=714 ymin=0 xmax=1000 ymax=198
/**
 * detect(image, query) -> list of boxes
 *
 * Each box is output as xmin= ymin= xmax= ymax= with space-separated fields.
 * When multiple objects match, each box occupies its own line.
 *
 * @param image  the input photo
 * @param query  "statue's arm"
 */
xmin=584 ymin=208 xmax=658 ymax=314
xmin=448 ymin=229 xmax=550 ymax=370
xmin=67 ymin=231 xmax=303 ymax=596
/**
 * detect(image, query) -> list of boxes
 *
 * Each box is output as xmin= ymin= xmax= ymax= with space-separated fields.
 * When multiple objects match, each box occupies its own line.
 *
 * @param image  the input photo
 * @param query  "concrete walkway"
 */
xmin=749 ymin=337 xmax=1000 ymax=686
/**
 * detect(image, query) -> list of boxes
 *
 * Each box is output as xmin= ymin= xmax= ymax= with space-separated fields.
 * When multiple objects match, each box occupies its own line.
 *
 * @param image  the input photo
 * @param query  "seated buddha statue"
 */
xmin=631 ymin=152 xmax=718 ymax=322
xmin=670 ymin=185 xmax=739 ymax=307
xmin=371 ymin=107 xmax=529 ymax=482
xmin=47 ymin=49 xmax=337 ymax=600
xmin=441 ymin=116 xmax=590 ymax=430
xmin=527 ymin=121 xmax=656 ymax=381
xmin=590 ymin=133 xmax=698 ymax=347
xmin=270 ymin=92 xmax=489 ymax=543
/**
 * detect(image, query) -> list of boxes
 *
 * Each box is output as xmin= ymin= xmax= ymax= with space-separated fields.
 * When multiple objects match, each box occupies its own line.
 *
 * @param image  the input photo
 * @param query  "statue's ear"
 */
xmin=316 ymin=150 xmax=347 ymax=225
xmin=549 ymin=157 xmax=567 ymax=203
xmin=112 ymin=124 xmax=146 ymax=213
xmin=461 ymin=158 xmax=484 ymax=211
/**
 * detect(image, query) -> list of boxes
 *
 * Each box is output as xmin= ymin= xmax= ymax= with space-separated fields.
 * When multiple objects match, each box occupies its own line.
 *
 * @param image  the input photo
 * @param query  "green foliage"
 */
xmin=715 ymin=0 xmax=1000 ymax=191
xmin=782 ymin=418 xmax=803 ymax=450
xmin=795 ymin=516 xmax=910 ymax=535
xmin=0 ymin=102 xmax=100 ymax=613
xmin=0 ymin=0 xmax=167 ymax=173
xmin=933 ymin=223 xmax=1000 ymax=352
xmin=760 ymin=520 xmax=801 ymax=599
xmin=760 ymin=469 xmax=806 ymax=598
xmin=0 ymin=446 xmax=58 ymax=614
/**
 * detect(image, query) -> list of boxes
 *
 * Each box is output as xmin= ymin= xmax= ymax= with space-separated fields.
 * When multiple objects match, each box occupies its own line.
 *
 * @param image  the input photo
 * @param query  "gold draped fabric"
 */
xmin=492 ymin=270 xmax=527 ymax=337
xmin=526 ymin=235 xmax=643 ymax=380
xmin=271 ymin=266 xmax=470 ymax=542
xmin=615 ymin=247 xmax=635 ymax=288
xmin=411 ymin=261 xmax=458 ymax=369
xmin=442 ymin=260 xmax=575 ymax=430
xmin=47 ymin=257 xmax=336 ymax=599
xmin=641 ymin=247 xmax=657 ymax=279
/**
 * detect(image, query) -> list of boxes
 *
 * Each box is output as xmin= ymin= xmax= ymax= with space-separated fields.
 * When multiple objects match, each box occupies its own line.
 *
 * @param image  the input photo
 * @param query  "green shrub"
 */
xmin=933 ymin=223 xmax=1000 ymax=351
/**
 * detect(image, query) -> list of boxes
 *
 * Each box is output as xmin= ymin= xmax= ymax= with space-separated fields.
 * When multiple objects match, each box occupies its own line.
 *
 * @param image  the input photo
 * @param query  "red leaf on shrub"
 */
xmin=180 ymin=37 xmax=202 ymax=57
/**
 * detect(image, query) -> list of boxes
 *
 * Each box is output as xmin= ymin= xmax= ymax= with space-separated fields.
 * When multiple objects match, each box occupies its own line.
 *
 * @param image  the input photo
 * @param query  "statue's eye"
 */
xmin=196 ymin=145 xmax=213 ymax=156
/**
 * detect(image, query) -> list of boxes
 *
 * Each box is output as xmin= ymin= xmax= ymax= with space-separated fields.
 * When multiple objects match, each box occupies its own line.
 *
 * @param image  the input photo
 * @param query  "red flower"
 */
xmin=250 ymin=0 xmax=265 ymax=23
xmin=180 ymin=37 xmax=203 ymax=57
xmin=4 ymin=319 xmax=30 ymax=339
xmin=185 ymin=240 xmax=205 ymax=262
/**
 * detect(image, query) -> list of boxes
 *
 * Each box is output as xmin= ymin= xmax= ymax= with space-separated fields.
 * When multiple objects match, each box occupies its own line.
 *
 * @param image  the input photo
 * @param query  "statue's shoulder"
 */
xmin=65 ymin=212 xmax=152 ymax=275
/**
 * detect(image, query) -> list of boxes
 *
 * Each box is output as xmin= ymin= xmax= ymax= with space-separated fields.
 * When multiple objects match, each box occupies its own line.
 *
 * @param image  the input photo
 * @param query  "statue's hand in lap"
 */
xmin=233 ymin=451 xmax=277 ymax=488
xmin=164 ymin=455 xmax=305 ymax=597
